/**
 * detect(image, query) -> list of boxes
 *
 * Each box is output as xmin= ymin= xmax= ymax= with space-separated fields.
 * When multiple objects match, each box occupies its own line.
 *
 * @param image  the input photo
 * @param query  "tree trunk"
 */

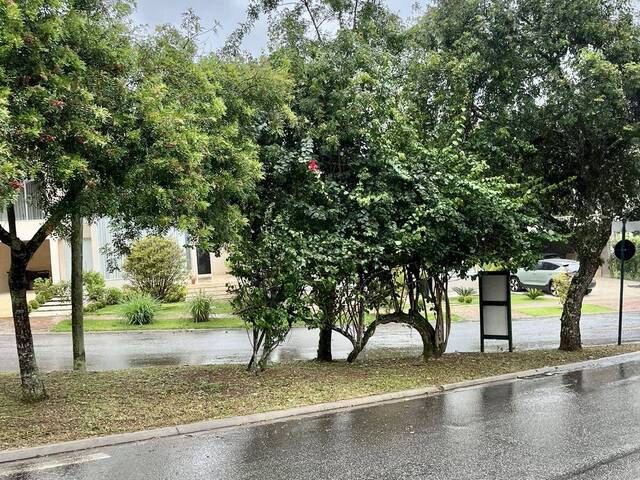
xmin=9 ymin=250 xmax=47 ymax=401
xmin=71 ymin=213 xmax=86 ymax=371
xmin=317 ymin=324 xmax=333 ymax=362
xmin=559 ymin=221 xmax=612 ymax=351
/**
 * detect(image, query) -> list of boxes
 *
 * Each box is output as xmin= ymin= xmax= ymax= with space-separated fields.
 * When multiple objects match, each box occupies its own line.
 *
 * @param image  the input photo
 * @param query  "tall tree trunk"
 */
xmin=9 ymin=249 xmax=47 ymax=401
xmin=71 ymin=213 xmax=86 ymax=371
xmin=559 ymin=221 xmax=612 ymax=351
xmin=317 ymin=324 xmax=333 ymax=362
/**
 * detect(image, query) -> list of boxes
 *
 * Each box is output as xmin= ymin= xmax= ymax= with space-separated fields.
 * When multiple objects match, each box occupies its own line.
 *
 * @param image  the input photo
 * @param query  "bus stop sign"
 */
xmin=615 ymin=239 xmax=636 ymax=261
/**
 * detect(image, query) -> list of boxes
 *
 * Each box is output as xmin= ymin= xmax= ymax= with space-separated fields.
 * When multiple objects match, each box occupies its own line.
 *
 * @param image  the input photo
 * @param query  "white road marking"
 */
xmin=0 ymin=452 xmax=110 ymax=477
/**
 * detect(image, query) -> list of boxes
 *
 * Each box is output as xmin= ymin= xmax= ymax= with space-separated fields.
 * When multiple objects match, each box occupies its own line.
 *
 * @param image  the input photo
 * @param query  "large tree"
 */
xmin=517 ymin=0 xmax=640 ymax=350
xmin=0 ymin=1 xmax=261 ymax=400
xmin=412 ymin=0 xmax=640 ymax=351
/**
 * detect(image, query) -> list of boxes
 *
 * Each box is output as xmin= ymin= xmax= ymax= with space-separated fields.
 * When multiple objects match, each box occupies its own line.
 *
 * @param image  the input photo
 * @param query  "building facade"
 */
xmin=0 ymin=184 xmax=229 ymax=293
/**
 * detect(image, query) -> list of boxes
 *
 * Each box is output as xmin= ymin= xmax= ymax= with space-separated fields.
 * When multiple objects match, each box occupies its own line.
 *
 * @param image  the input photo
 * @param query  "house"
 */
xmin=0 ymin=182 xmax=229 ymax=294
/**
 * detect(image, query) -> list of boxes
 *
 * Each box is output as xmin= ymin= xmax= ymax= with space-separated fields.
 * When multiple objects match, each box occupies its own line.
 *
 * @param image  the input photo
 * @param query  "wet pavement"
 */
xmin=2 ymin=353 xmax=640 ymax=479
xmin=1 ymin=312 xmax=640 ymax=372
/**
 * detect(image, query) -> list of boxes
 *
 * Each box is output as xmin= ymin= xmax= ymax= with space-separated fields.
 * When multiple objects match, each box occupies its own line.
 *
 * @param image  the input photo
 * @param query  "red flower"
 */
xmin=308 ymin=159 xmax=319 ymax=172
xmin=40 ymin=133 xmax=56 ymax=143
xmin=9 ymin=180 xmax=22 ymax=191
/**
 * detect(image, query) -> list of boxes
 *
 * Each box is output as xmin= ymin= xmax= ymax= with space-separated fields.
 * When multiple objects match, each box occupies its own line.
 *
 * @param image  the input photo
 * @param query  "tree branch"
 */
xmin=26 ymin=187 xmax=81 ymax=258
xmin=0 ymin=223 xmax=10 ymax=246
xmin=352 ymin=0 xmax=358 ymax=30
xmin=302 ymin=0 xmax=323 ymax=41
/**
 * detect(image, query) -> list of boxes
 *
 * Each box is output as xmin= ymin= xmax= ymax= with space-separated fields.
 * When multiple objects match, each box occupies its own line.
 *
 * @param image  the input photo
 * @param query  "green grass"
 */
xmin=514 ymin=304 xmax=614 ymax=317
xmin=1 ymin=344 xmax=638 ymax=451
xmin=52 ymin=299 xmax=241 ymax=332
xmin=52 ymin=302 xmax=464 ymax=332
xmin=87 ymin=300 xmax=234 ymax=317
xmin=51 ymin=316 xmax=244 ymax=332
xmin=452 ymin=293 xmax=556 ymax=306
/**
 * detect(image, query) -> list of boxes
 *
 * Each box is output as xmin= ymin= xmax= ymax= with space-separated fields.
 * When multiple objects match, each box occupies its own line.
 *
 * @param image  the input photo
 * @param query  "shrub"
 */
xmin=28 ymin=299 xmax=40 ymax=311
xmin=189 ymin=291 xmax=213 ymax=323
xmin=464 ymin=296 xmax=473 ymax=304
xmin=122 ymin=236 xmax=188 ymax=302
xmin=84 ymin=300 xmax=107 ymax=313
xmin=35 ymin=291 xmax=52 ymax=305
xmin=164 ymin=283 xmax=187 ymax=303
xmin=552 ymin=273 xmax=572 ymax=305
xmin=121 ymin=284 xmax=138 ymax=301
xmin=525 ymin=288 xmax=545 ymax=300
xmin=33 ymin=278 xmax=54 ymax=297
xmin=83 ymin=271 xmax=106 ymax=301
xmin=104 ymin=288 xmax=124 ymax=306
xmin=52 ymin=281 xmax=71 ymax=301
xmin=121 ymin=294 xmax=160 ymax=325
xmin=453 ymin=286 xmax=476 ymax=297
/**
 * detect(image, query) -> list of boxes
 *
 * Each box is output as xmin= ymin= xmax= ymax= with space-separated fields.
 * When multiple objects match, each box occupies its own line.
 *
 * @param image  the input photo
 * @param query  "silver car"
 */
xmin=510 ymin=258 xmax=595 ymax=295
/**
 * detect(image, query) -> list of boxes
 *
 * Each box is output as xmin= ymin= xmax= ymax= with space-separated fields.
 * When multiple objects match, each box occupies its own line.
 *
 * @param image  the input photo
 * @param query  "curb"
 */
xmin=1 ymin=350 xmax=640 ymax=465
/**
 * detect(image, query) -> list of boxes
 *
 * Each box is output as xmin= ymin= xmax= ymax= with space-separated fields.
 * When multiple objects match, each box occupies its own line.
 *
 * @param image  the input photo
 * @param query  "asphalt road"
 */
xmin=2 ymin=353 xmax=640 ymax=479
xmin=1 ymin=312 xmax=640 ymax=372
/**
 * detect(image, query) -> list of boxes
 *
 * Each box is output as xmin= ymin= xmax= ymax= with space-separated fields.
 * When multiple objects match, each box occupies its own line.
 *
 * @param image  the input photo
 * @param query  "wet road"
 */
xmin=1 ymin=312 xmax=640 ymax=372
xmin=2 ymin=353 xmax=640 ymax=479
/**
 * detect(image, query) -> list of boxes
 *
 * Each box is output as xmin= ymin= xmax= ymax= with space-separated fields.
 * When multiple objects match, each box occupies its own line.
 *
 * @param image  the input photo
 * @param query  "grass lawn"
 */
xmin=451 ymin=293 xmax=613 ymax=320
xmin=514 ymin=304 xmax=614 ymax=317
xmin=51 ymin=316 xmax=244 ymax=332
xmin=52 ymin=302 xmax=464 ymax=332
xmin=451 ymin=293 xmax=556 ymax=307
xmin=86 ymin=300 xmax=234 ymax=317
xmin=1 ymin=344 xmax=638 ymax=451
xmin=51 ymin=300 xmax=240 ymax=332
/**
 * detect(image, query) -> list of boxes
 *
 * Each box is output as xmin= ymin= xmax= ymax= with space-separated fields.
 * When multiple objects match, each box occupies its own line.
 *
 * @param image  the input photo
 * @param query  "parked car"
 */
xmin=510 ymin=258 xmax=595 ymax=295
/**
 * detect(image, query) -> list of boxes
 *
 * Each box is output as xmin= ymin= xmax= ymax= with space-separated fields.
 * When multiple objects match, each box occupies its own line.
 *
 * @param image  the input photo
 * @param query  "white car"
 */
xmin=510 ymin=258 xmax=595 ymax=295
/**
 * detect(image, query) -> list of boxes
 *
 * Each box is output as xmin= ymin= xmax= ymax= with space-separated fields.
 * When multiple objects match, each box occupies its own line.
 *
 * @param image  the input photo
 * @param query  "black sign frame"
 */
xmin=479 ymin=270 xmax=513 ymax=353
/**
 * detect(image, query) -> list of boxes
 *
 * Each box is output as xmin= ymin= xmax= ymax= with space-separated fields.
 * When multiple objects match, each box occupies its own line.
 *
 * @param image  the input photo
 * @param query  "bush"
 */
xmin=33 ymin=278 xmax=54 ymax=297
xmin=28 ymin=299 xmax=40 ymax=311
xmin=83 ymin=271 xmax=106 ymax=301
xmin=164 ymin=284 xmax=187 ymax=303
xmin=552 ymin=273 xmax=572 ymax=305
xmin=122 ymin=236 xmax=188 ymax=302
xmin=84 ymin=300 xmax=107 ymax=313
xmin=52 ymin=281 xmax=71 ymax=301
xmin=189 ymin=291 xmax=213 ymax=323
xmin=464 ymin=296 xmax=473 ymax=304
xmin=453 ymin=286 xmax=476 ymax=297
xmin=104 ymin=288 xmax=124 ymax=306
xmin=121 ymin=294 xmax=160 ymax=325
xmin=121 ymin=284 xmax=138 ymax=302
xmin=525 ymin=288 xmax=545 ymax=300
xmin=35 ymin=291 xmax=52 ymax=305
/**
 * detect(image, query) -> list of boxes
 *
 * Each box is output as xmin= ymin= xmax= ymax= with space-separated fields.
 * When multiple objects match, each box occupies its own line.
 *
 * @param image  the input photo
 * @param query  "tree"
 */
xmin=0 ymin=2 xmax=262 ymax=400
xmin=515 ymin=1 xmax=640 ymax=350
xmin=0 ymin=0 xmax=142 ymax=400
xmin=411 ymin=0 xmax=640 ymax=351
xmin=238 ymin=1 xmax=408 ymax=362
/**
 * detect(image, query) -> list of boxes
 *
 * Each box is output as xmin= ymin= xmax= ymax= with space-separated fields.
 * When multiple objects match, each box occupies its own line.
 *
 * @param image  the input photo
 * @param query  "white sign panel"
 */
xmin=482 ymin=305 xmax=509 ymax=336
xmin=481 ymin=274 xmax=509 ymax=302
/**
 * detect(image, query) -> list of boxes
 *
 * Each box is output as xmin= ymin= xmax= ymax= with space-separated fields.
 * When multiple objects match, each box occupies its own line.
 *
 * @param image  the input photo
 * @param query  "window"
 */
xmin=0 ymin=181 xmax=45 ymax=221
